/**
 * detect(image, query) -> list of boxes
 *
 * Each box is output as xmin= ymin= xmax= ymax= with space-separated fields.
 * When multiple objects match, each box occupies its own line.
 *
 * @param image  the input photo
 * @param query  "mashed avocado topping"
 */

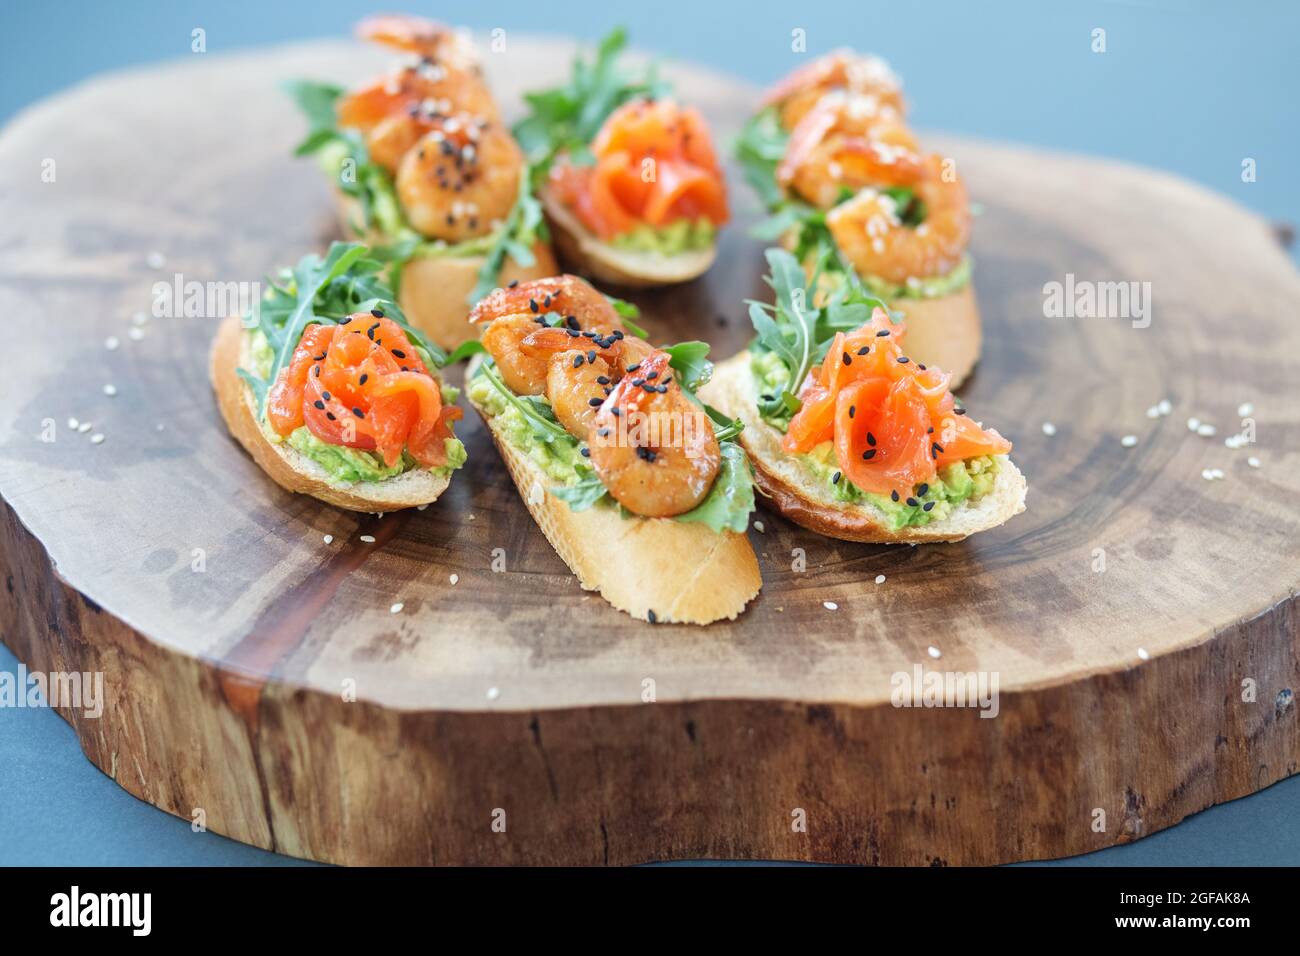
xmin=244 ymin=329 xmax=465 ymax=485
xmin=467 ymin=372 xmax=587 ymax=485
xmin=610 ymin=218 xmax=715 ymax=254
xmin=815 ymin=254 xmax=972 ymax=301
xmin=748 ymin=349 xmax=996 ymax=529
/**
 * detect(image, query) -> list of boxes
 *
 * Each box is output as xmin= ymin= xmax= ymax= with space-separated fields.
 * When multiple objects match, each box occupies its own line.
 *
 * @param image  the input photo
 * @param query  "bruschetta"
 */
xmin=463 ymin=275 xmax=760 ymax=623
xmin=211 ymin=242 xmax=466 ymax=511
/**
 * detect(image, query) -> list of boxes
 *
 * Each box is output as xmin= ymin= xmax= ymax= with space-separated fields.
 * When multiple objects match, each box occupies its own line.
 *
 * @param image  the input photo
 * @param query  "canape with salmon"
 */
xmin=736 ymin=50 xmax=981 ymax=385
xmin=513 ymin=29 xmax=730 ymax=287
xmin=288 ymin=14 xmax=557 ymax=349
xmin=211 ymin=242 xmax=466 ymax=511
xmin=699 ymin=250 xmax=1024 ymax=543
xmin=462 ymin=275 xmax=759 ymax=623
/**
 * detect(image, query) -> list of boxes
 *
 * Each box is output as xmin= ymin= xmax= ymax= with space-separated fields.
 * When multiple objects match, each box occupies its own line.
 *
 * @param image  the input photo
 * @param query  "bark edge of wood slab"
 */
xmin=1 ymin=39 xmax=1298 ymax=865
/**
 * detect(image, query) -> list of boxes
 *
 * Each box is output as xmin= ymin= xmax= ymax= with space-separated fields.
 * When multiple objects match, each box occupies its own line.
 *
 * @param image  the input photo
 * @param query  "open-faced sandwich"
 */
xmin=736 ymin=50 xmax=981 ymax=385
xmin=463 ymin=275 xmax=759 ymax=623
xmin=288 ymin=14 xmax=557 ymax=349
xmin=699 ymin=249 xmax=1024 ymax=543
xmin=513 ymin=29 xmax=729 ymax=287
xmin=211 ymin=242 xmax=466 ymax=511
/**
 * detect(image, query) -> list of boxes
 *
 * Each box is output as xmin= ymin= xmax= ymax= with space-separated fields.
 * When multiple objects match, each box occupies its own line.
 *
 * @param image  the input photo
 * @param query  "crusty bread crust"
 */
xmin=465 ymin=357 xmax=761 ymax=624
xmin=540 ymin=186 xmax=717 ymax=288
xmin=333 ymin=191 xmax=559 ymax=350
xmin=210 ymin=315 xmax=452 ymax=512
xmin=887 ymin=283 xmax=981 ymax=389
xmin=699 ymin=352 xmax=1026 ymax=544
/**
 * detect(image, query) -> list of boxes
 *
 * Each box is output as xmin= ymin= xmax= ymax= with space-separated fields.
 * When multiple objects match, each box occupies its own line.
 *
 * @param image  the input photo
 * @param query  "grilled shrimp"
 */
xmin=588 ymin=351 xmax=721 ymax=518
xmin=777 ymin=91 xmax=921 ymax=208
xmin=826 ymin=154 xmax=970 ymax=285
xmin=469 ymin=275 xmax=625 ymax=334
xmin=763 ymin=50 xmax=905 ymax=129
xmin=396 ymin=113 xmax=522 ymax=241
xmin=546 ymin=350 xmax=617 ymax=438
xmin=481 ymin=315 xmax=553 ymax=395
xmin=355 ymin=14 xmax=478 ymax=68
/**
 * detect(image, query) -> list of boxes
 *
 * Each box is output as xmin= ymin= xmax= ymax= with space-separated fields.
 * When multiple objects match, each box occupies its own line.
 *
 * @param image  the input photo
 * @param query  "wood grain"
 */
xmin=0 ymin=39 xmax=1297 ymax=865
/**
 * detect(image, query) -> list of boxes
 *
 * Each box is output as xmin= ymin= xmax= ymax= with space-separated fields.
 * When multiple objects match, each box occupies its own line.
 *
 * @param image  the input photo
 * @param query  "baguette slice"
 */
xmin=885 ymin=283 xmax=981 ymax=389
xmin=465 ymin=357 xmax=761 ymax=624
xmin=699 ymin=352 xmax=1026 ymax=544
xmin=334 ymin=191 xmax=559 ymax=350
xmin=540 ymin=186 xmax=717 ymax=288
xmin=210 ymin=315 xmax=452 ymax=512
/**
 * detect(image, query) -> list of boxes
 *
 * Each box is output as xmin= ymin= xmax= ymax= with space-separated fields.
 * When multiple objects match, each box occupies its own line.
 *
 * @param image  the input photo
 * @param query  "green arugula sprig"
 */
xmin=286 ymin=80 xmax=547 ymax=307
xmin=236 ymin=242 xmax=446 ymax=416
xmin=734 ymin=106 xmax=788 ymax=209
xmin=512 ymin=27 xmax=671 ymax=180
xmin=746 ymin=247 xmax=891 ymax=425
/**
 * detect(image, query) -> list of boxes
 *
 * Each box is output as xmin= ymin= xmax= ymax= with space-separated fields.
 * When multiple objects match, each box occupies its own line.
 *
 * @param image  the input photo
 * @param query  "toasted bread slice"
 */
xmin=465 ymin=357 xmax=760 ymax=623
xmin=700 ymin=352 xmax=1026 ymax=543
xmin=540 ymin=186 xmax=717 ymax=288
xmin=333 ymin=192 xmax=559 ymax=351
xmin=886 ymin=283 xmax=981 ymax=389
xmin=210 ymin=316 xmax=453 ymax=512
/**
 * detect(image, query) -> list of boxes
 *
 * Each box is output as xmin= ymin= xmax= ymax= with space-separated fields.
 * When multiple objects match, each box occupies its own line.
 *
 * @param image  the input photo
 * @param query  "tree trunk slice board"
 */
xmin=0 ymin=39 xmax=1297 ymax=866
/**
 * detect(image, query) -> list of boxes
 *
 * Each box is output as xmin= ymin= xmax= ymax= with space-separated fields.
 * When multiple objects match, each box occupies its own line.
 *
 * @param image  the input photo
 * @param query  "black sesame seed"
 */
xmin=927 ymin=426 xmax=934 ymax=434
xmin=391 ymin=349 xmax=406 ymax=359
xmin=529 ymin=299 xmax=539 ymax=313
xmin=646 ymin=371 xmax=658 ymax=380
xmin=918 ymin=364 xmax=927 ymax=370
xmin=565 ymin=328 xmax=580 ymax=338
xmin=353 ymin=408 xmax=365 ymax=419
xmin=596 ymin=375 xmax=610 ymax=385
xmin=891 ymin=490 xmax=900 ymax=502
xmin=612 ymin=330 xmax=625 ymax=339
xmin=626 ymin=363 xmax=641 ymax=373
xmin=321 ymin=391 xmax=331 ymax=401
xmin=587 ymin=350 xmax=596 ymax=363
xmin=897 ymin=356 xmax=909 ymax=364
xmin=312 ymin=365 xmax=321 ymax=377
xmin=876 ymin=329 xmax=890 ymax=337
xmin=923 ymin=501 xmax=935 ymax=512
xmin=867 ymin=432 xmax=876 ymax=446
xmin=906 ymin=496 xmax=919 ymax=507
xmin=862 ymin=449 xmax=876 ymax=460
xmin=341 ymin=317 xmax=353 ymax=325
xmin=647 ymin=609 xmax=657 ymax=624
xmin=832 ymin=471 xmax=842 ymax=484
xmin=954 ymin=408 xmax=967 ymax=416
xmin=597 ymin=427 xmax=610 ymax=438
xmin=849 ymin=405 xmax=856 ymax=418
xmin=326 ymin=412 xmax=336 ymax=421
xmin=370 ymin=308 xmax=385 ymax=318
xmin=842 ymin=352 xmax=852 ymax=365
xmin=580 ymin=447 xmax=590 ymax=457
xmin=588 ymin=397 xmax=603 ymax=407
xmin=313 ymin=352 xmax=326 ymax=361
xmin=611 ymin=407 xmax=621 ymax=417
xmin=507 ymin=279 xmax=519 ymax=288
xmin=313 ymin=400 xmax=325 ymax=410
xmin=566 ymin=316 xmax=581 ymax=331
xmin=761 ymin=393 xmax=775 ymax=401
xmin=932 ymin=442 xmax=944 ymax=458
xmin=917 ymin=483 xmax=929 ymax=496
xmin=857 ymin=346 xmax=869 ymax=355
xmin=358 ymin=373 xmax=368 ymax=385
xmin=572 ymin=354 xmax=584 ymax=368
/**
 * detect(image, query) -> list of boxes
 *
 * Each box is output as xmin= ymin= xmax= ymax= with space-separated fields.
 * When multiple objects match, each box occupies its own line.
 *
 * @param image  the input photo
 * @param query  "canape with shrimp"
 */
xmin=463 ymin=275 xmax=760 ymax=624
xmin=736 ymin=50 xmax=982 ymax=385
xmin=513 ymin=29 xmax=730 ymax=288
xmin=698 ymin=250 xmax=1024 ymax=543
xmin=211 ymin=243 xmax=466 ymax=511
xmin=288 ymin=14 xmax=558 ymax=349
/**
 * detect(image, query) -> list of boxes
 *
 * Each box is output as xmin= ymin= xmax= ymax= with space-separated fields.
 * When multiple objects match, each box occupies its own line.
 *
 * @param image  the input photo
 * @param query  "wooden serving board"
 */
xmin=1 ymin=39 xmax=1297 ymax=866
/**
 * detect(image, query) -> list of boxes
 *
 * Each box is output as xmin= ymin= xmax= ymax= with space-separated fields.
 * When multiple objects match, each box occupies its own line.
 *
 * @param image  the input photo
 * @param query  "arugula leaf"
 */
xmin=733 ymin=106 xmax=788 ymax=210
xmin=285 ymin=80 xmax=346 ymax=137
xmin=476 ymin=359 xmax=572 ymax=446
xmin=445 ymin=339 xmax=487 ymax=365
xmin=662 ymin=340 xmax=713 ymax=392
xmin=240 ymin=242 xmax=446 ymax=417
xmin=605 ymin=294 xmax=649 ymax=338
xmin=673 ymin=442 xmax=755 ymax=534
xmin=513 ymin=27 xmax=671 ymax=176
xmin=746 ymin=246 xmax=889 ymax=424
xmin=549 ymin=464 xmax=609 ymax=511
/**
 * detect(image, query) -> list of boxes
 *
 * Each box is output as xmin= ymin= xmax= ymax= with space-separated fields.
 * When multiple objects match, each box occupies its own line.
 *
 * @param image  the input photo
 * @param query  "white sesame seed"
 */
xmin=927 ymin=646 xmax=941 ymax=659
xmin=486 ymin=686 xmax=500 ymax=700
xmin=131 ymin=311 xmax=148 ymax=326
xmin=67 ymin=417 xmax=79 ymax=430
xmin=390 ymin=602 xmax=404 ymax=614
xmin=875 ymin=574 xmax=886 ymax=584
xmin=103 ymin=384 xmax=117 ymax=397
xmin=1120 ymin=434 xmax=1138 ymax=447
xmin=1041 ymin=422 xmax=1057 ymax=436
xmin=449 ymin=573 xmax=459 ymax=585
xmin=1187 ymin=417 xmax=1201 ymax=431
xmin=323 ymin=534 xmax=333 ymax=544
xmin=1137 ymin=647 xmax=1150 ymax=661
xmin=1197 ymin=423 xmax=1216 ymax=437
xmin=753 ymin=521 xmax=765 ymax=533
xmin=1145 ymin=405 xmax=1160 ymax=419
xmin=104 ymin=336 xmax=120 ymax=350
xmin=359 ymin=534 xmax=376 ymax=543
xmin=90 ymin=433 xmax=105 ymax=444
xmin=78 ymin=422 xmax=91 ymax=433
xmin=823 ymin=601 xmax=838 ymax=611
xmin=145 ymin=252 xmax=166 ymax=269
xmin=156 ymin=423 xmax=165 ymax=431
xmin=417 ymin=503 xmax=428 ymax=511
xmin=1237 ymin=402 xmax=1254 ymax=417
xmin=1157 ymin=399 xmax=1172 ymax=415
xmin=128 ymin=327 xmax=145 ymax=341
xmin=1248 ymin=456 xmax=1261 ymax=468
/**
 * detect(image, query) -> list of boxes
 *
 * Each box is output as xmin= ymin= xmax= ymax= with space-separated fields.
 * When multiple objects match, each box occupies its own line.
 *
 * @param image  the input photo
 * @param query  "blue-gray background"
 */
xmin=1 ymin=0 xmax=1296 ymax=865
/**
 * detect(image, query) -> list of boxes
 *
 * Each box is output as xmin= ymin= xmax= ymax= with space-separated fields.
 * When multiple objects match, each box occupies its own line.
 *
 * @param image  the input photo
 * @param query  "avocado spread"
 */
xmin=813 ymin=254 xmax=972 ymax=301
xmin=610 ymin=217 xmax=715 ymax=254
xmin=245 ymin=330 xmax=465 ymax=485
xmin=749 ymin=350 xmax=997 ymax=530
xmin=466 ymin=372 xmax=588 ymax=484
